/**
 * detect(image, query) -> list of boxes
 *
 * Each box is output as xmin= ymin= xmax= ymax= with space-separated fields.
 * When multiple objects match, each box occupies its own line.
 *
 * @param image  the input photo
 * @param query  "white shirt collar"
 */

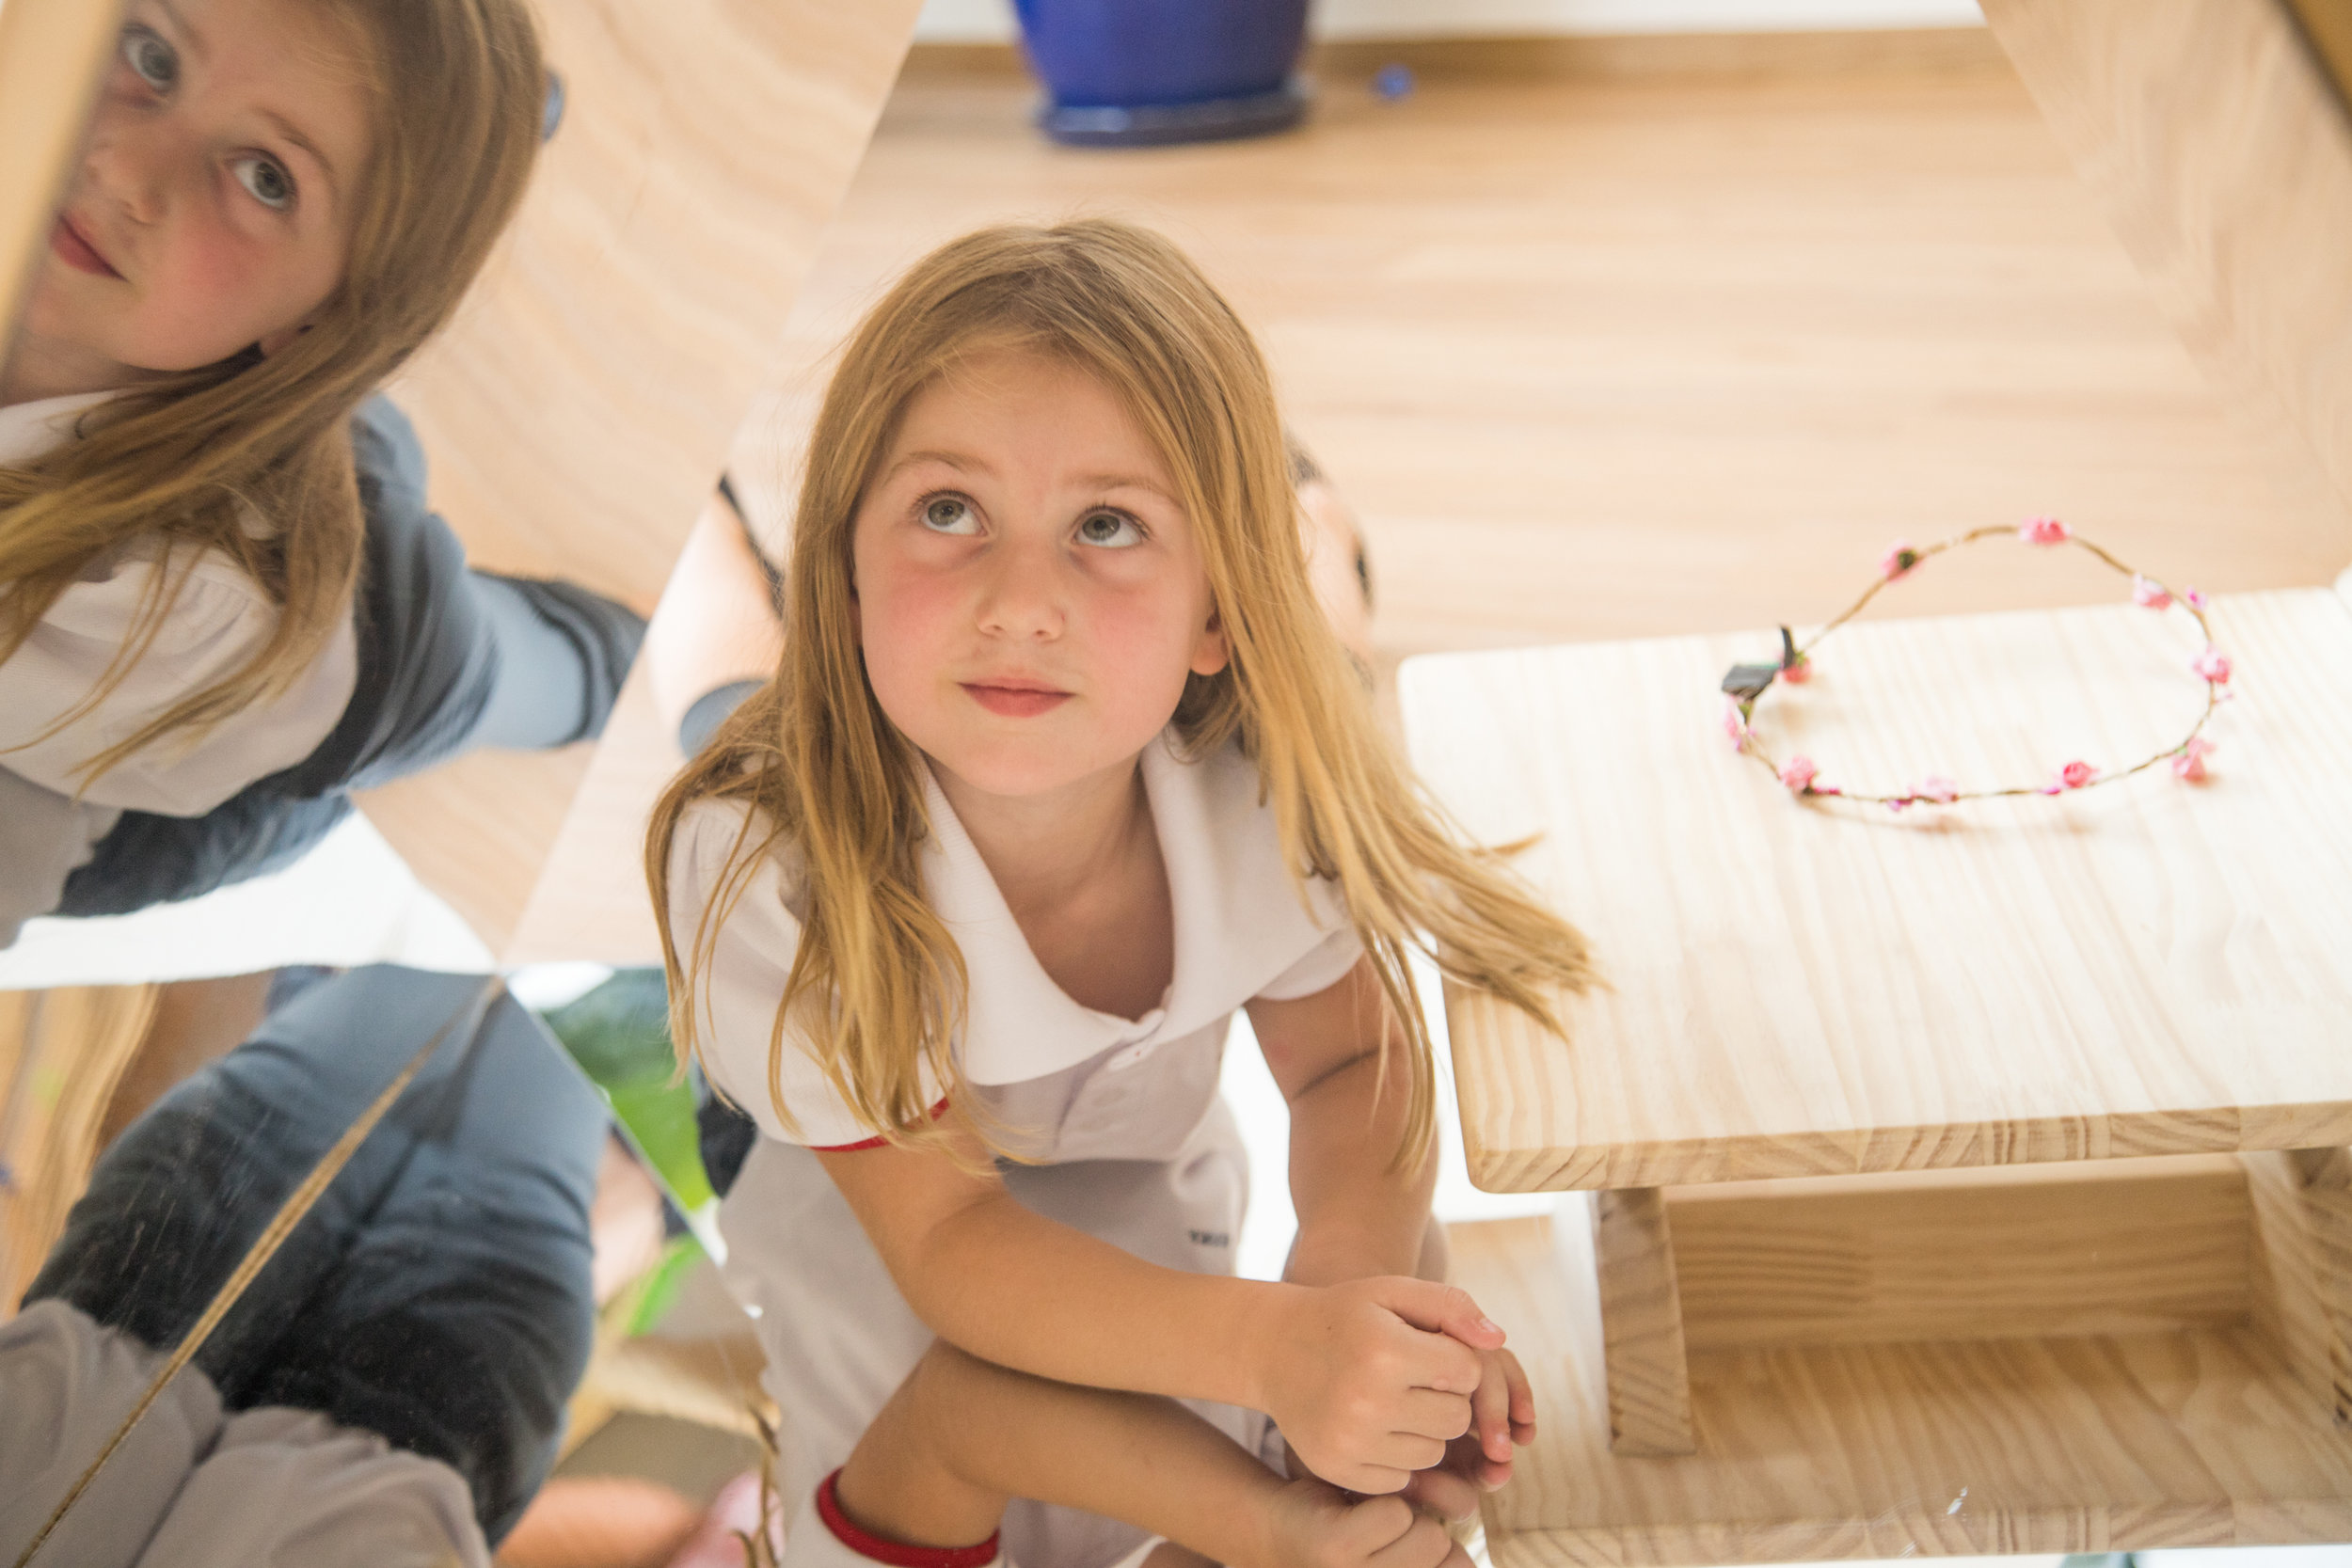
xmin=919 ymin=728 xmax=1353 ymax=1085
xmin=0 ymin=391 xmax=116 ymax=466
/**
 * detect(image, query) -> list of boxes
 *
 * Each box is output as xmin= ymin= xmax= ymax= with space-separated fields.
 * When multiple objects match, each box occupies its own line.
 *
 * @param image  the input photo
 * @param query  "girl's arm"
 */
xmin=1248 ymin=956 xmax=1536 ymax=1488
xmin=1247 ymin=958 xmax=1437 ymax=1289
xmin=815 ymin=1122 xmax=1499 ymax=1497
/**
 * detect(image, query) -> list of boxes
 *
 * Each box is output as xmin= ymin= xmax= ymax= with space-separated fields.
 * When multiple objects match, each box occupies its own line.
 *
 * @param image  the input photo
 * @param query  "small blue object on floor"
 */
xmin=1373 ymin=63 xmax=1415 ymax=101
xmin=1016 ymin=0 xmax=1311 ymax=148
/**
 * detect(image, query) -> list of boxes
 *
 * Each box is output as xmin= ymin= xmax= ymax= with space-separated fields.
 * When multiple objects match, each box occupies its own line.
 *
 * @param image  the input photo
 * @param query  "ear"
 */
xmin=1188 ymin=603 xmax=1230 ymax=677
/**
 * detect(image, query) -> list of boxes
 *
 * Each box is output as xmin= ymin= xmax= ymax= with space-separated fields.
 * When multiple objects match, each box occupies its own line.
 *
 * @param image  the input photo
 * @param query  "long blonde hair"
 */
xmin=650 ymin=218 xmax=1595 ymax=1165
xmin=0 ymin=0 xmax=546 ymax=784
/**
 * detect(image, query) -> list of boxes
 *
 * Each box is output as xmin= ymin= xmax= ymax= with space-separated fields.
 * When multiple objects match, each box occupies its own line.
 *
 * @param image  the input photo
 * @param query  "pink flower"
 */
xmin=2184 ymin=587 xmax=2208 ymax=611
xmin=2019 ymin=515 xmax=2071 ymax=546
xmin=1723 ymin=700 xmax=1748 ymax=748
xmin=1880 ymin=540 xmax=1921 ymax=581
xmin=2056 ymin=759 xmax=2097 ymax=791
xmin=1916 ymin=775 xmax=1960 ymax=804
xmin=2172 ymin=736 xmax=2217 ymax=783
xmin=2131 ymin=575 xmax=2172 ymax=610
xmin=1779 ymin=755 xmax=1820 ymax=792
xmin=1886 ymin=799 xmax=1910 ymax=814
xmin=1780 ymin=654 xmax=1812 ymax=685
xmin=2191 ymin=646 xmax=2232 ymax=684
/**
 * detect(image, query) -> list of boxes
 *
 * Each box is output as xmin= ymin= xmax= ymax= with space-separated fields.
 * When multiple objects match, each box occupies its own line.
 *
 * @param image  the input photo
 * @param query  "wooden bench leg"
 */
xmin=1592 ymin=1187 xmax=1697 ymax=1456
xmin=2244 ymin=1147 xmax=2352 ymax=1428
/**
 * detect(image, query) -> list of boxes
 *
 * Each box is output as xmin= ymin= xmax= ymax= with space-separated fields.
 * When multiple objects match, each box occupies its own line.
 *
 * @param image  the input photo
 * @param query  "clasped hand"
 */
xmin=1256 ymin=1275 xmax=1535 ymax=1505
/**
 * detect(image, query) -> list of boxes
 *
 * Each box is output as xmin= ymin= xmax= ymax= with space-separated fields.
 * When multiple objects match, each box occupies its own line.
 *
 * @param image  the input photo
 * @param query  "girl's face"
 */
xmin=851 ymin=347 xmax=1231 ymax=805
xmin=16 ymin=0 xmax=373 ymax=394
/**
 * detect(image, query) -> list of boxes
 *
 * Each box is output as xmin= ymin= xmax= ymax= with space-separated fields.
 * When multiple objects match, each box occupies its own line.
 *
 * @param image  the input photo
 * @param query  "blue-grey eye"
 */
xmin=231 ymin=154 xmax=295 ymax=212
xmin=1076 ymin=510 xmax=1143 ymax=548
xmin=921 ymin=495 xmax=979 ymax=535
xmin=121 ymin=26 xmax=178 ymax=92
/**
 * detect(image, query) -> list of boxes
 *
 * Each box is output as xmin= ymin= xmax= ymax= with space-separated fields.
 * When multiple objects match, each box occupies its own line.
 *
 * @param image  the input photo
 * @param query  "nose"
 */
xmin=973 ymin=533 xmax=1065 ymax=642
xmin=84 ymin=117 xmax=172 ymax=226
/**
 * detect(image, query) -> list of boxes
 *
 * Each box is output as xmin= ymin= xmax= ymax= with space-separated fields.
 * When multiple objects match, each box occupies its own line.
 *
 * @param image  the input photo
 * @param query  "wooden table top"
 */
xmin=1401 ymin=586 xmax=2352 ymax=1192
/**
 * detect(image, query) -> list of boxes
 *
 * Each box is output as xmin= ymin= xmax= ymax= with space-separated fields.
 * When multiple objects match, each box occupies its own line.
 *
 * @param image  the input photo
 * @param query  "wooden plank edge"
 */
xmin=1465 ymin=1101 xmax=2352 ymax=1194
xmin=1486 ymin=1497 xmax=2352 ymax=1568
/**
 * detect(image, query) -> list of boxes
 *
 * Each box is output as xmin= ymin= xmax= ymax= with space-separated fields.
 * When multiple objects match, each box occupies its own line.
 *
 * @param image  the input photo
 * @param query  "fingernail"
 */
xmin=1477 ymin=1315 xmax=1502 ymax=1336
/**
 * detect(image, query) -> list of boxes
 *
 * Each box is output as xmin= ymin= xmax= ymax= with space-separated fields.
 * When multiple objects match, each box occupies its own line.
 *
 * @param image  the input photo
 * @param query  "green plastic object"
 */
xmin=537 ymin=969 xmax=723 ymax=1256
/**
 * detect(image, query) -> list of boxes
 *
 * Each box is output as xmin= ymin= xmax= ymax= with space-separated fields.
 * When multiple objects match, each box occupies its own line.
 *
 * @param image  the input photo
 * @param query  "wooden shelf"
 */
xmin=1454 ymin=1175 xmax=2352 ymax=1566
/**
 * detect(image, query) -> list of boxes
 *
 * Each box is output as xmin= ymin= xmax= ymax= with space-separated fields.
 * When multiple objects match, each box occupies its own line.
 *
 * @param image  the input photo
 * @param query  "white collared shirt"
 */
xmin=0 ymin=392 xmax=358 ymax=816
xmin=669 ymin=730 xmax=1365 ymax=1159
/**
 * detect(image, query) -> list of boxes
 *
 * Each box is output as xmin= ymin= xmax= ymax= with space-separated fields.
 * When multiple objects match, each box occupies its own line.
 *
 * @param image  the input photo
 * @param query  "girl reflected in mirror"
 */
xmin=0 ymin=0 xmax=643 ymax=949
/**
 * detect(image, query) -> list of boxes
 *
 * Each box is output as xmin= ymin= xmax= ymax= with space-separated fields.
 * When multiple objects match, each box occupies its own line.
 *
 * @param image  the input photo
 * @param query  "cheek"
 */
xmin=855 ymin=556 xmax=964 ymax=710
xmin=134 ymin=221 xmax=281 ymax=358
xmin=1084 ymin=577 xmax=1209 ymax=700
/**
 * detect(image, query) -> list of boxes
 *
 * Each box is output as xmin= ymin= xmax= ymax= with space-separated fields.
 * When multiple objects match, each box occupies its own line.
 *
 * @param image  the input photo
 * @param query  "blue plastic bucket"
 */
xmin=1013 ymin=0 xmax=1311 ymax=147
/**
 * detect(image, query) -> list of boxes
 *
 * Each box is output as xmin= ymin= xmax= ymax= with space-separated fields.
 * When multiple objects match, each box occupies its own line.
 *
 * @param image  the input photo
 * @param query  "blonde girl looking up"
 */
xmin=652 ymin=218 xmax=1594 ymax=1568
xmin=0 ymin=0 xmax=643 ymax=943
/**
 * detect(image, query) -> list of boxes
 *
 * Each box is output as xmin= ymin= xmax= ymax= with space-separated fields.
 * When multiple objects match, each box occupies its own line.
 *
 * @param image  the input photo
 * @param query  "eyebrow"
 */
xmin=1074 ymin=472 xmax=1181 ymax=505
xmin=261 ymin=108 xmax=342 ymax=207
xmin=888 ymin=450 xmax=993 ymax=479
xmin=150 ymin=0 xmax=207 ymax=60
xmin=885 ymin=451 xmax=1179 ymax=505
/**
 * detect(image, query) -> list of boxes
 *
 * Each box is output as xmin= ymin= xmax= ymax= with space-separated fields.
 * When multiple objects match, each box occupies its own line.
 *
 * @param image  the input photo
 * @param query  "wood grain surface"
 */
xmin=1981 ymin=0 xmax=2352 ymax=524
xmin=1405 ymin=588 xmax=2352 ymax=1192
xmin=1592 ymin=1189 xmax=1696 ymax=1455
xmin=529 ymin=35 xmax=2352 ymax=964
xmin=1669 ymin=1157 xmax=2255 ymax=1351
xmin=2245 ymin=1147 xmax=2352 ymax=1426
xmin=1454 ymin=1212 xmax=2352 ymax=1564
xmin=0 ymin=0 xmax=123 ymax=351
xmin=505 ymin=661 xmax=678 ymax=966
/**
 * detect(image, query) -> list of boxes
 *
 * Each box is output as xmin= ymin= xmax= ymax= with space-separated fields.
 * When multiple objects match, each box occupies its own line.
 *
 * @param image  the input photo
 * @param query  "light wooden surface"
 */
xmin=1591 ymin=1189 xmax=1695 ymax=1456
xmin=505 ymin=662 xmax=679 ymax=965
xmin=2245 ymin=1147 xmax=2352 ymax=1426
xmin=1405 ymin=588 xmax=2352 ymax=1192
xmin=349 ymin=0 xmax=923 ymax=948
xmin=0 ymin=0 xmax=123 ymax=350
xmin=1454 ymin=1211 xmax=2352 ymax=1563
xmin=1669 ymin=1156 xmax=2255 ymax=1351
xmin=0 ymin=986 xmax=157 ymax=1307
xmin=1981 ymin=0 xmax=2352 ymax=528
xmin=735 ymin=41 xmax=2352 ymax=660
xmin=531 ymin=33 xmax=2352 ymax=962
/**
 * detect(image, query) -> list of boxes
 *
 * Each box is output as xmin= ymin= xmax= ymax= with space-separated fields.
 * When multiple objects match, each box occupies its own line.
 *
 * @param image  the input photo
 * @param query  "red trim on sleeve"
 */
xmin=815 ymin=1469 xmax=999 ymax=1568
xmin=809 ymin=1098 xmax=953 ymax=1153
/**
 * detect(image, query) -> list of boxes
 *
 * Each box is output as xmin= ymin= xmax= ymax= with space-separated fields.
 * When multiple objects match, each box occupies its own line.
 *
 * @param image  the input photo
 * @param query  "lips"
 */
xmin=50 ymin=214 xmax=120 ymax=278
xmin=961 ymin=681 xmax=1072 ymax=719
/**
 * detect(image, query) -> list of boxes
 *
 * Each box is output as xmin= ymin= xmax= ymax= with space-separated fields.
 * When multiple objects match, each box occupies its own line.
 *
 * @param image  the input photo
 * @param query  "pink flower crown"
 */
xmin=1722 ymin=518 xmax=2227 ymax=810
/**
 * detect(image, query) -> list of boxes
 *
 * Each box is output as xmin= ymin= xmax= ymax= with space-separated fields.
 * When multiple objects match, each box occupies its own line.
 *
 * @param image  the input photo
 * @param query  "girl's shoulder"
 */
xmin=666 ymin=795 xmax=810 ymax=948
xmin=0 ymin=538 xmax=356 ymax=814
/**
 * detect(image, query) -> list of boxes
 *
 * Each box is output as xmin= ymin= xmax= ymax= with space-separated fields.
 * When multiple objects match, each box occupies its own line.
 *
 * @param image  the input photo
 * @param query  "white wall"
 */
xmin=913 ymin=0 xmax=1984 ymax=46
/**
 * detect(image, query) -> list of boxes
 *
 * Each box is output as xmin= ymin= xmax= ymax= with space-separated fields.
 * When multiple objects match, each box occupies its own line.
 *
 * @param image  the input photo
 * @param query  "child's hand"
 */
xmin=1255 ymin=1277 xmax=1502 ymax=1495
xmin=1403 ymin=1345 xmax=1536 ymax=1506
xmin=1259 ymin=1474 xmax=1473 ymax=1568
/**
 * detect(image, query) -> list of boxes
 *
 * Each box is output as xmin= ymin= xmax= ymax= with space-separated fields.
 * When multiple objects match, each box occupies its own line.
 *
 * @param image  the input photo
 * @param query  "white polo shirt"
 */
xmin=0 ymin=393 xmax=358 ymax=817
xmin=668 ymin=727 xmax=1365 ymax=1162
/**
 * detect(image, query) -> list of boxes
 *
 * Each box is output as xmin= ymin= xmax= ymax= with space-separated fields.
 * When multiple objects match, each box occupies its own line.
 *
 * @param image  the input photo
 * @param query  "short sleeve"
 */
xmin=1251 ymin=919 xmax=1365 ymax=1003
xmin=0 ymin=541 xmax=355 ymax=815
xmin=667 ymin=799 xmax=938 ymax=1148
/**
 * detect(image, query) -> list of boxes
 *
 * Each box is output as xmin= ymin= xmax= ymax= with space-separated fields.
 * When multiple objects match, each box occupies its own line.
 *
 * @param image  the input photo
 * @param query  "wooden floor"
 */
xmin=728 ymin=36 xmax=2352 ymax=668
xmin=521 ymin=28 xmax=2352 ymax=964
